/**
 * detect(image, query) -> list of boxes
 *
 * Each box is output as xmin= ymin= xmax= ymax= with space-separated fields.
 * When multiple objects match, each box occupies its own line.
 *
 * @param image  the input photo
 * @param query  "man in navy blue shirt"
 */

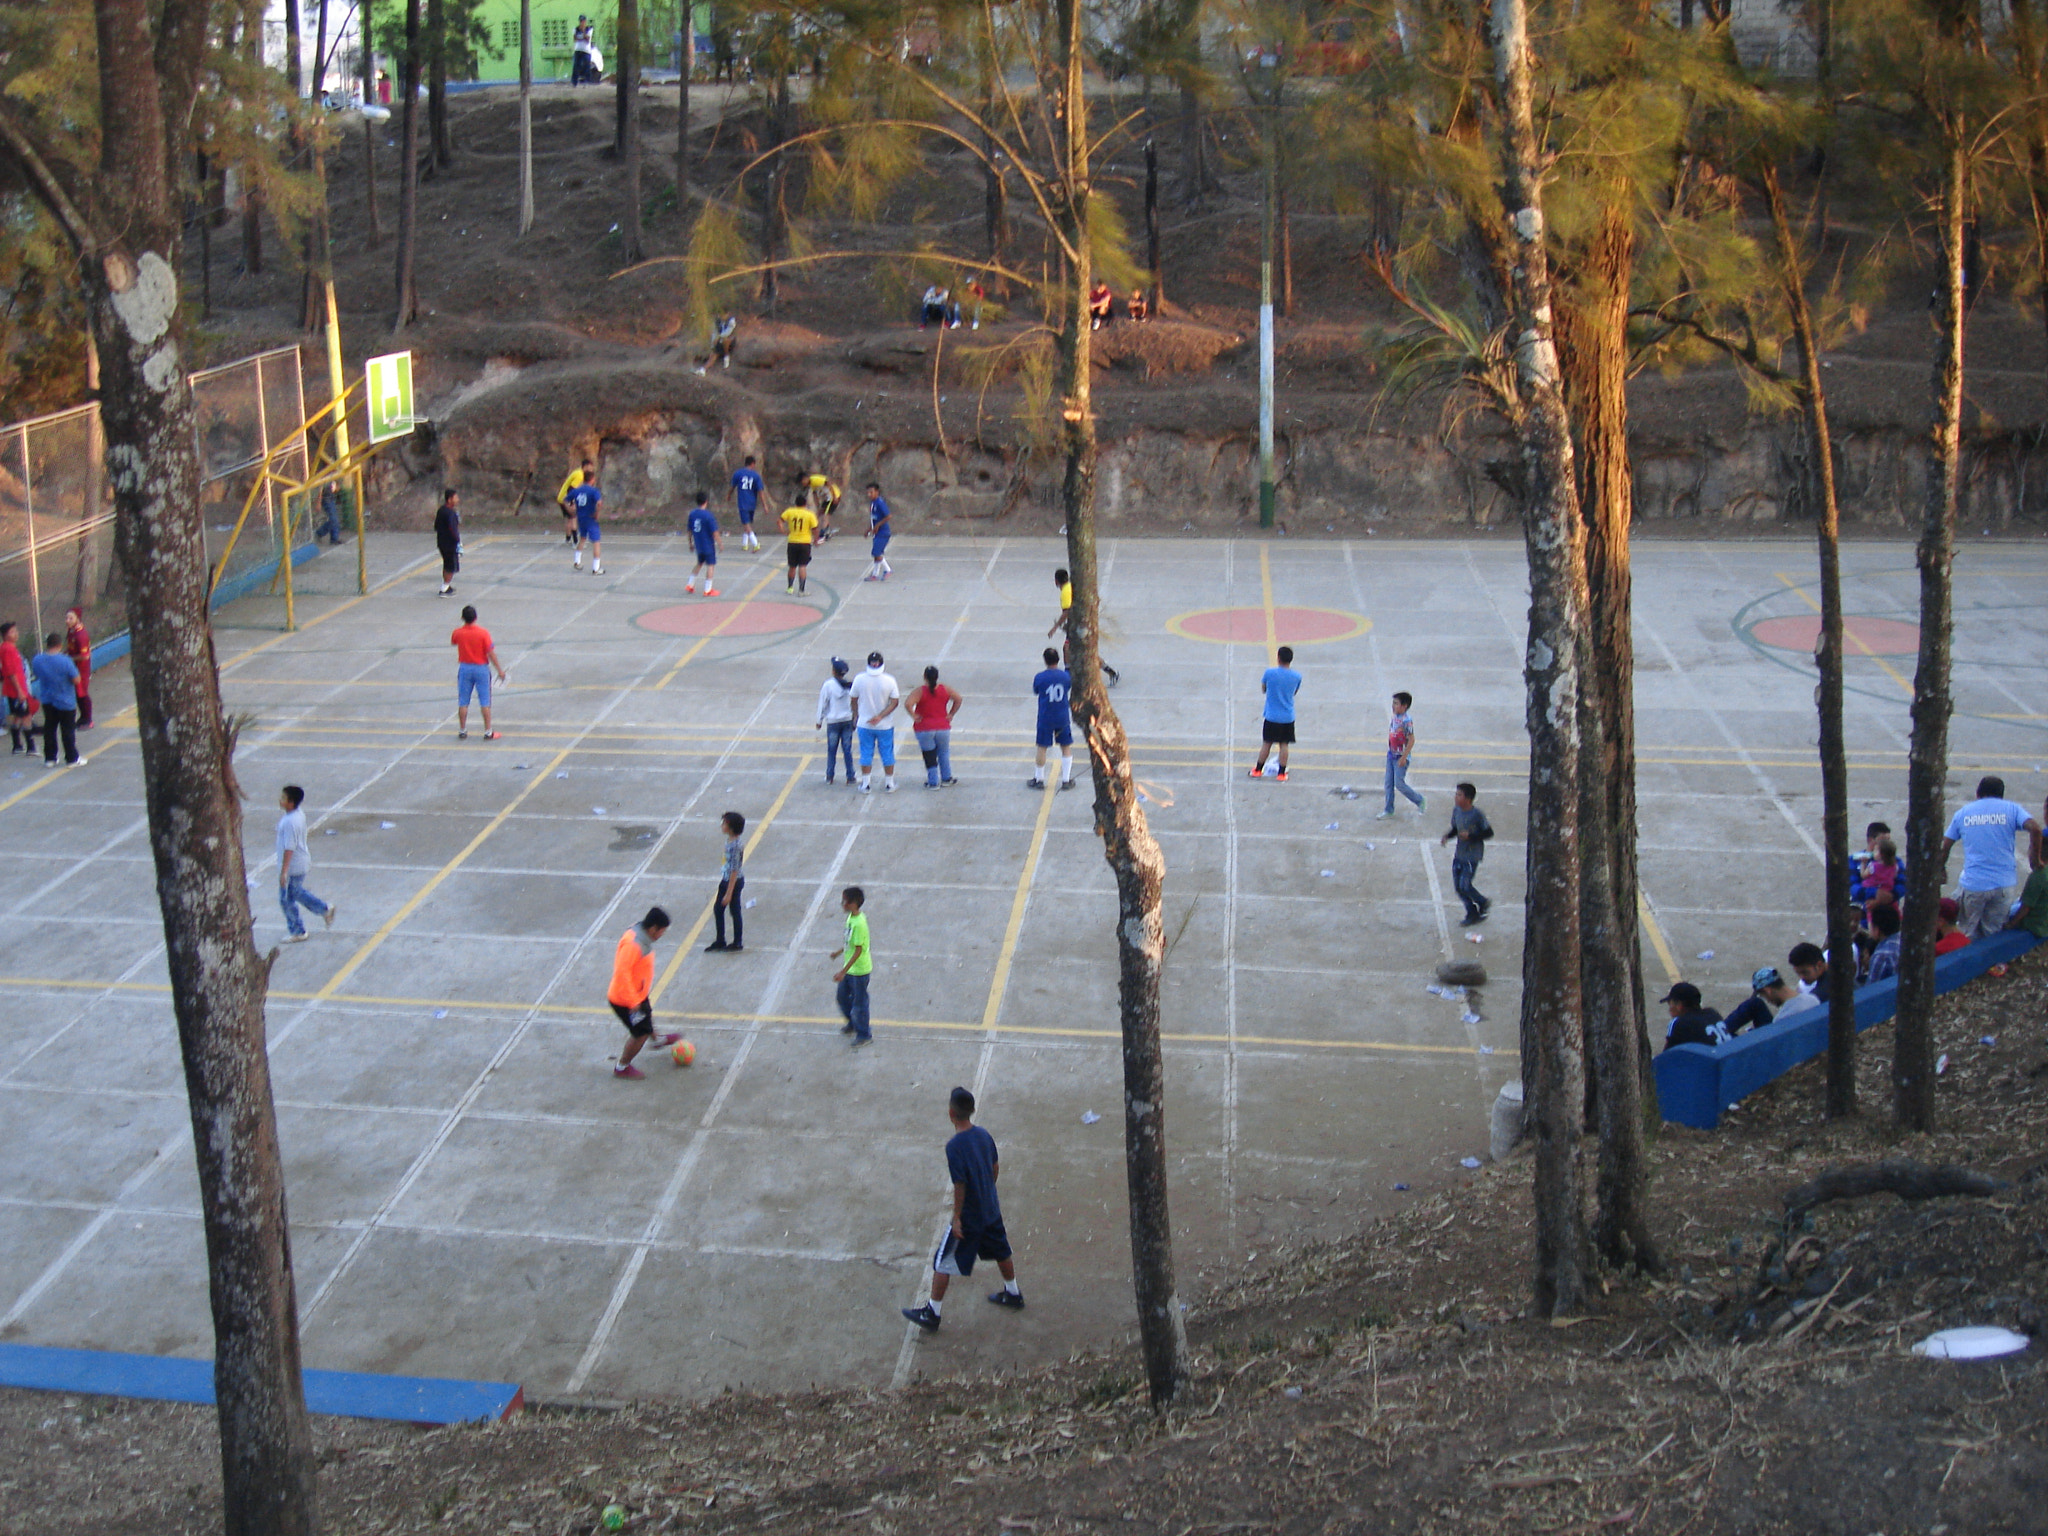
xmin=862 ymin=481 xmax=893 ymax=582
xmin=1027 ymin=646 xmax=1074 ymax=791
xmin=568 ymin=468 xmax=603 ymax=574
xmin=901 ymin=1086 xmax=1023 ymax=1331
xmin=1249 ymin=644 xmax=1302 ymax=781
xmin=685 ymin=491 xmax=721 ymax=596
xmin=730 ymin=455 xmax=763 ymax=551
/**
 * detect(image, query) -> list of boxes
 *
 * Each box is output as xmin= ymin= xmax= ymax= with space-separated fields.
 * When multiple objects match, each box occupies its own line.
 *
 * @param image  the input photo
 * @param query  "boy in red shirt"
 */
xmin=63 ymin=608 xmax=92 ymax=728
xmin=1 ymin=621 xmax=34 ymax=754
xmin=450 ymin=604 xmax=508 ymax=740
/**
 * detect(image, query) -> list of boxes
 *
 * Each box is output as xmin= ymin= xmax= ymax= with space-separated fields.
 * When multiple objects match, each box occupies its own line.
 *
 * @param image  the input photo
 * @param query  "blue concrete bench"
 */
xmin=0 ymin=1343 xmax=522 ymax=1425
xmin=1655 ymin=929 xmax=2041 ymax=1130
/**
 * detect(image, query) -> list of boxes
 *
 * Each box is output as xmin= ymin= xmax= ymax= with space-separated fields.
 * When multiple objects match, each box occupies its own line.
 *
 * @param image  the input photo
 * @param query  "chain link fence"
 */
xmin=0 ymin=346 xmax=307 ymax=656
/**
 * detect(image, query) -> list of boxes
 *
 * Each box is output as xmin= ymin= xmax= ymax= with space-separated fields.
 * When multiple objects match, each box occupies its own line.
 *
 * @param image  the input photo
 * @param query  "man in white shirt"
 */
xmin=275 ymin=784 xmax=337 ymax=943
xmin=851 ymin=651 xmax=901 ymax=793
xmin=815 ymin=656 xmax=857 ymax=785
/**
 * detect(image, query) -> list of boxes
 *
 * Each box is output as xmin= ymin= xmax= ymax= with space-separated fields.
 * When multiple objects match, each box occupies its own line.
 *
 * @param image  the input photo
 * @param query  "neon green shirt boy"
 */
xmin=844 ymin=911 xmax=873 ymax=975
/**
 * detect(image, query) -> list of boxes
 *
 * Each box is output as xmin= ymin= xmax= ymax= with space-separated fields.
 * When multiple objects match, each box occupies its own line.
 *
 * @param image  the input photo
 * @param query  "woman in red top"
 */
xmin=63 ymin=609 xmax=92 ymax=728
xmin=907 ymin=664 xmax=963 ymax=788
xmin=1 ymin=621 xmax=34 ymax=754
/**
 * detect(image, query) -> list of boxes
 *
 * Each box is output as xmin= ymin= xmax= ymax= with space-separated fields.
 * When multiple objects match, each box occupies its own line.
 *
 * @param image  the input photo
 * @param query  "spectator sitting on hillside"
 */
xmin=1088 ymin=281 xmax=1114 ymax=329
xmin=1935 ymin=895 xmax=1971 ymax=955
xmin=2008 ymin=830 xmax=2048 ymax=938
xmin=1866 ymin=901 xmax=1904 ymax=982
xmin=1660 ymin=982 xmax=1729 ymax=1050
xmin=1722 ymin=966 xmax=1799 ymax=1035
xmin=920 ymin=285 xmax=959 ymax=329
xmin=1127 ymin=288 xmax=1150 ymax=322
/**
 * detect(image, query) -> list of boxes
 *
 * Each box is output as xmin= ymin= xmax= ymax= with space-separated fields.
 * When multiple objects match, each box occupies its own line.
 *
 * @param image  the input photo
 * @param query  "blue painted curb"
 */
xmin=1656 ymin=929 xmax=2041 ymax=1129
xmin=88 ymin=540 xmax=323 ymax=671
xmin=0 ymin=1343 xmax=522 ymax=1426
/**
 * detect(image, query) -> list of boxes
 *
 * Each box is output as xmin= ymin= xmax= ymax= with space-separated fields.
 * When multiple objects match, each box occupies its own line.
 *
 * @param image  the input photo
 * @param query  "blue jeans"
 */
xmin=857 ymin=725 xmax=896 ymax=770
xmin=824 ymin=720 xmax=855 ymax=781
xmin=1385 ymin=751 xmax=1423 ymax=813
xmin=279 ymin=873 xmax=329 ymax=936
xmin=915 ymin=728 xmax=952 ymax=785
xmin=1452 ymin=859 xmax=1487 ymax=921
xmin=837 ymin=971 xmax=871 ymax=1040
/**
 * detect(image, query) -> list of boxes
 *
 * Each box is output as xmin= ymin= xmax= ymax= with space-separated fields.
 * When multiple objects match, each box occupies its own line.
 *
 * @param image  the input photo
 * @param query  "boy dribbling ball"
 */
xmin=609 ymin=906 xmax=682 ymax=1077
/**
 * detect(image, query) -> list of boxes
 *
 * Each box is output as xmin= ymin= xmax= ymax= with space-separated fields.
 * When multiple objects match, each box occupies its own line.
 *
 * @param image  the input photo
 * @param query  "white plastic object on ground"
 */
xmin=1488 ymin=1080 xmax=1525 ymax=1162
xmin=1912 ymin=1326 xmax=2029 ymax=1360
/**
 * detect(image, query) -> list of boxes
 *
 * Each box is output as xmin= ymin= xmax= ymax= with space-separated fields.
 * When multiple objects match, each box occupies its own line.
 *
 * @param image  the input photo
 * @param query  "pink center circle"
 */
xmin=1176 ymin=607 xmax=1366 ymax=644
xmin=635 ymin=601 xmax=819 ymax=638
xmin=1750 ymin=615 xmax=1920 ymax=656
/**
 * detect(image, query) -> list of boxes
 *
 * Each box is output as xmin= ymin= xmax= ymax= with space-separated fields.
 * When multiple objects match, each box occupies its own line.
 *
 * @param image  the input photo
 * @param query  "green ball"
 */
xmin=600 ymin=1505 xmax=626 ymax=1531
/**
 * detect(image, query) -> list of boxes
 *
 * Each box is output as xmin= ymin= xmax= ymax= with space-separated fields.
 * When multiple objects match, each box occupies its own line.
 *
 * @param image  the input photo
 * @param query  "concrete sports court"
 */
xmin=1 ymin=529 xmax=2042 ymax=1400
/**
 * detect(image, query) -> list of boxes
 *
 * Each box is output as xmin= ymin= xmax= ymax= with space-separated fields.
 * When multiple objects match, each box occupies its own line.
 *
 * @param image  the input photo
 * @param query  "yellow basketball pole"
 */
xmin=355 ymin=463 xmax=367 ymax=593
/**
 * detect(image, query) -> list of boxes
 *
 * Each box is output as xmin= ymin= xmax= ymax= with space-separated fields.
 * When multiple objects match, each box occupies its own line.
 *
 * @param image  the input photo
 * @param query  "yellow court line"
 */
xmin=1637 ymin=890 xmax=1682 ymax=986
xmin=308 ymin=745 xmax=576 ymax=1001
xmin=653 ymin=567 xmax=785 ymax=691
xmin=650 ymin=755 xmax=811 ymax=1003
xmin=0 ymin=973 xmax=1470 ymax=1053
xmin=1259 ymin=542 xmax=1278 ymax=653
xmin=1772 ymin=573 xmax=1914 ymax=694
xmin=980 ymin=767 xmax=1065 ymax=1031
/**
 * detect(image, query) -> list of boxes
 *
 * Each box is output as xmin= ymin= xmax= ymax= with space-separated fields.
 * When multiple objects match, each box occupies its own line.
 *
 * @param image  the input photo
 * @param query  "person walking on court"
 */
xmin=558 ymin=457 xmax=594 ymax=546
xmin=2 ymin=621 xmax=35 ymax=754
xmin=451 ymin=604 xmax=508 ymax=740
xmin=1028 ymin=646 xmax=1075 ymax=791
xmin=852 ymin=651 xmax=901 ymax=792
xmin=816 ymin=656 xmax=857 ymax=784
xmin=1440 ymin=781 xmax=1495 ymax=926
xmin=780 ymin=489 xmax=818 ymax=594
xmin=28 ymin=632 xmax=83 ymax=768
xmin=610 ymin=906 xmax=683 ymax=1077
xmin=705 ymin=811 xmax=747 ymax=952
xmin=908 ymin=665 xmax=962 ymax=788
xmin=567 ymin=466 xmax=603 ymax=573
xmin=1248 ymin=644 xmax=1301 ymax=781
xmin=1048 ymin=567 xmax=1117 ymax=686
xmin=863 ymin=482 xmax=893 ymax=581
xmin=275 ymin=785 xmax=336 ymax=943
xmin=730 ymin=454 xmax=764 ymax=551
xmin=685 ymin=491 xmax=722 ymax=595
xmin=900 ymin=1086 xmax=1023 ymax=1332
xmin=434 ymin=488 xmax=462 ymax=596
xmin=62 ymin=608 xmax=92 ymax=728
xmin=1379 ymin=690 xmax=1425 ymax=820
xmin=832 ymin=885 xmax=874 ymax=1047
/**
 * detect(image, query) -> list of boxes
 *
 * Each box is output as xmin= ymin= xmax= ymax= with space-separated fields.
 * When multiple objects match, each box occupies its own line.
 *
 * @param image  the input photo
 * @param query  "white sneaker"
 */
xmin=323 ymin=904 xmax=338 ymax=929
xmin=593 ymin=561 xmax=602 ymax=574
xmin=1374 ymin=810 xmax=1395 ymax=820
xmin=283 ymin=932 xmax=310 ymax=944
xmin=573 ymin=554 xmax=582 ymax=568
xmin=883 ymin=779 xmax=896 ymax=792
xmin=858 ymin=780 xmax=872 ymax=794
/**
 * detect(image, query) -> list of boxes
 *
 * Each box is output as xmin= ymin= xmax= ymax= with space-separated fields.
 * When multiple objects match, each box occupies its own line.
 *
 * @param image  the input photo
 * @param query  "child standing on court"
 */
xmin=1248 ymin=644 xmax=1301 ymax=781
xmin=730 ymin=455 xmax=764 ymax=551
xmin=685 ymin=491 xmax=722 ymax=595
xmin=450 ymin=605 xmax=507 ymax=741
xmin=568 ymin=466 xmax=603 ymax=573
xmin=832 ymin=886 xmax=874 ymax=1047
xmin=610 ymin=906 xmax=681 ymax=1077
xmin=1379 ymin=690 xmax=1426 ymax=820
xmin=706 ymin=811 xmax=746 ymax=952
xmin=1440 ymin=781 xmax=1495 ymax=926
xmin=780 ymin=489 xmax=818 ymax=594
xmin=900 ymin=1085 xmax=1023 ymax=1332
xmin=275 ymin=785 xmax=336 ymax=942
xmin=863 ymin=482 xmax=893 ymax=581
xmin=1028 ymin=646 xmax=1074 ymax=791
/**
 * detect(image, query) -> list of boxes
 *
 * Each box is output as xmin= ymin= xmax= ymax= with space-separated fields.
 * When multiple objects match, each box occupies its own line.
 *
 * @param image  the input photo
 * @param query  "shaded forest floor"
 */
xmin=5 ymin=953 xmax=2045 ymax=1535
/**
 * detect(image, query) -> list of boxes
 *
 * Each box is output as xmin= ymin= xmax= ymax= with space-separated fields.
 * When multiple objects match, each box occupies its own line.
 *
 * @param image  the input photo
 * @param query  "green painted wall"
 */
xmin=468 ymin=0 xmax=711 ymax=82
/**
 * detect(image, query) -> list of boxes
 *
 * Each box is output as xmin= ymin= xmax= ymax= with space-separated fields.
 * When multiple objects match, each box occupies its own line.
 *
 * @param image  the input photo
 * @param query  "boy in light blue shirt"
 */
xmin=1248 ymin=645 xmax=1302 ymax=782
xmin=1941 ymin=775 xmax=2043 ymax=941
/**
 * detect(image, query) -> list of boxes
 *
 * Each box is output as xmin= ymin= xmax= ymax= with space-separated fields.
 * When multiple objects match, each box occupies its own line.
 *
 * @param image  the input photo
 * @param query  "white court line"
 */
xmin=569 ymin=822 xmax=864 ymax=1394
xmin=0 ymin=1126 xmax=187 ymax=1329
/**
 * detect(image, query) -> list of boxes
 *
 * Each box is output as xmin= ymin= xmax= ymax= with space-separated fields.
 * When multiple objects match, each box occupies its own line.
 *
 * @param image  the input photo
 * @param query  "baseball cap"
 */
xmin=1659 ymin=982 xmax=1702 ymax=1009
xmin=866 ymin=651 xmax=884 ymax=668
xmin=830 ymin=656 xmax=849 ymax=676
xmin=1751 ymin=966 xmax=1784 ymax=992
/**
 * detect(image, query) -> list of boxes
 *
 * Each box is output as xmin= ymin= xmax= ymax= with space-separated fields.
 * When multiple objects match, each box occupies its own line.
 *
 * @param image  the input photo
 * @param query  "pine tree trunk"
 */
xmin=1490 ymin=0 xmax=1589 ymax=1317
xmin=2012 ymin=0 xmax=2048 ymax=354
xmin=617 ymin=0 xmax=643 ymax=262
xmin=1763 ymin=166 xmax=1858 ymax=1117
xmin=676 ymin=16 xmax=691 ymax=194
xmin=519 ymin=0 xmax=534 ymax=232
xmin=393 ymin=0 xmax=423 ymax=328
xmin=1177 ymin=78 xmax=1205 ymax=205
xmin=1143 ymin=137 xmax=1161 ymax=308
xmin=759 ymin=74 xmax=788 ymax=309
xmin=428 ymin=0 xmax=452 ymax=167
xmin=362 ymin=0 xmax=381 ymax=246
xmin=1895 ymin=134 xmax=1966 ymax=1134
xmin=1052 ymin=0 xmax=1187 ymax=1409
xmin=56 ymin=0 xmax=321 ymax=1526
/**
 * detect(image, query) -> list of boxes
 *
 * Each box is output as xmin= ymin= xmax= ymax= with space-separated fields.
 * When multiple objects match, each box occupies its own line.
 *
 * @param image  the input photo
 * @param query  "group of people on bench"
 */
xmin=1661 ymin=776 xmax=2047 ymax=1052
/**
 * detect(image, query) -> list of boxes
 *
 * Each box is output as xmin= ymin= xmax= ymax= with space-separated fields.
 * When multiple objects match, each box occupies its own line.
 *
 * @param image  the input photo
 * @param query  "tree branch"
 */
xmin=1783 ymin=1159 xmax=2006 ymax=1219
xmin=0 ymin=104 xmax=98 ymax=256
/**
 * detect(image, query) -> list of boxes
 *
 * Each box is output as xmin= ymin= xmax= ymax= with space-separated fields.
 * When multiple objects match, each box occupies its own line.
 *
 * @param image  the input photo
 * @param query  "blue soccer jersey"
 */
xmin=730 ymin=467 xmax=763 ymax=516
xmin=1033 ymin=667 xmax=1072 ymax=727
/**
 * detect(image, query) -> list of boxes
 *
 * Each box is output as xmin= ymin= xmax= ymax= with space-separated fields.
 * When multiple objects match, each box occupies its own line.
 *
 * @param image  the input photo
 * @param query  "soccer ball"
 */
xmin=671 ymin=1039 xmax=696 ymax=1068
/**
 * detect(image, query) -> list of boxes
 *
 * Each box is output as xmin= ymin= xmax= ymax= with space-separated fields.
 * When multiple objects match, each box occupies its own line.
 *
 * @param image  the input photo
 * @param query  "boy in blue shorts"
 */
xmin=685 ymin=491 xmax=721 ymax=595
xmin=862 ymin=481 xmax=893 ymax=581
xmin=1028 ymin=646 xmax=1074 ymax=791
xmin=730 ymin=454 xmax=763 ymax=551
xmin=902 ymin=1086 xmax=1023 ymax=1331
xmin=568 ymin=467 xmax=603 ymax=574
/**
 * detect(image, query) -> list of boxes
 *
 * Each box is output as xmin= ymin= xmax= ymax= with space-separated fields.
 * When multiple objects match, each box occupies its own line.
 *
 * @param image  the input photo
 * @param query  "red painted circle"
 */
xmin=1175 ymin=607 xmax=1366 ymax=643
xmin=635 ymin=601 xmax=819 ymax=637
xmin=1750 ymin=614 xmax=1920 ymax=656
